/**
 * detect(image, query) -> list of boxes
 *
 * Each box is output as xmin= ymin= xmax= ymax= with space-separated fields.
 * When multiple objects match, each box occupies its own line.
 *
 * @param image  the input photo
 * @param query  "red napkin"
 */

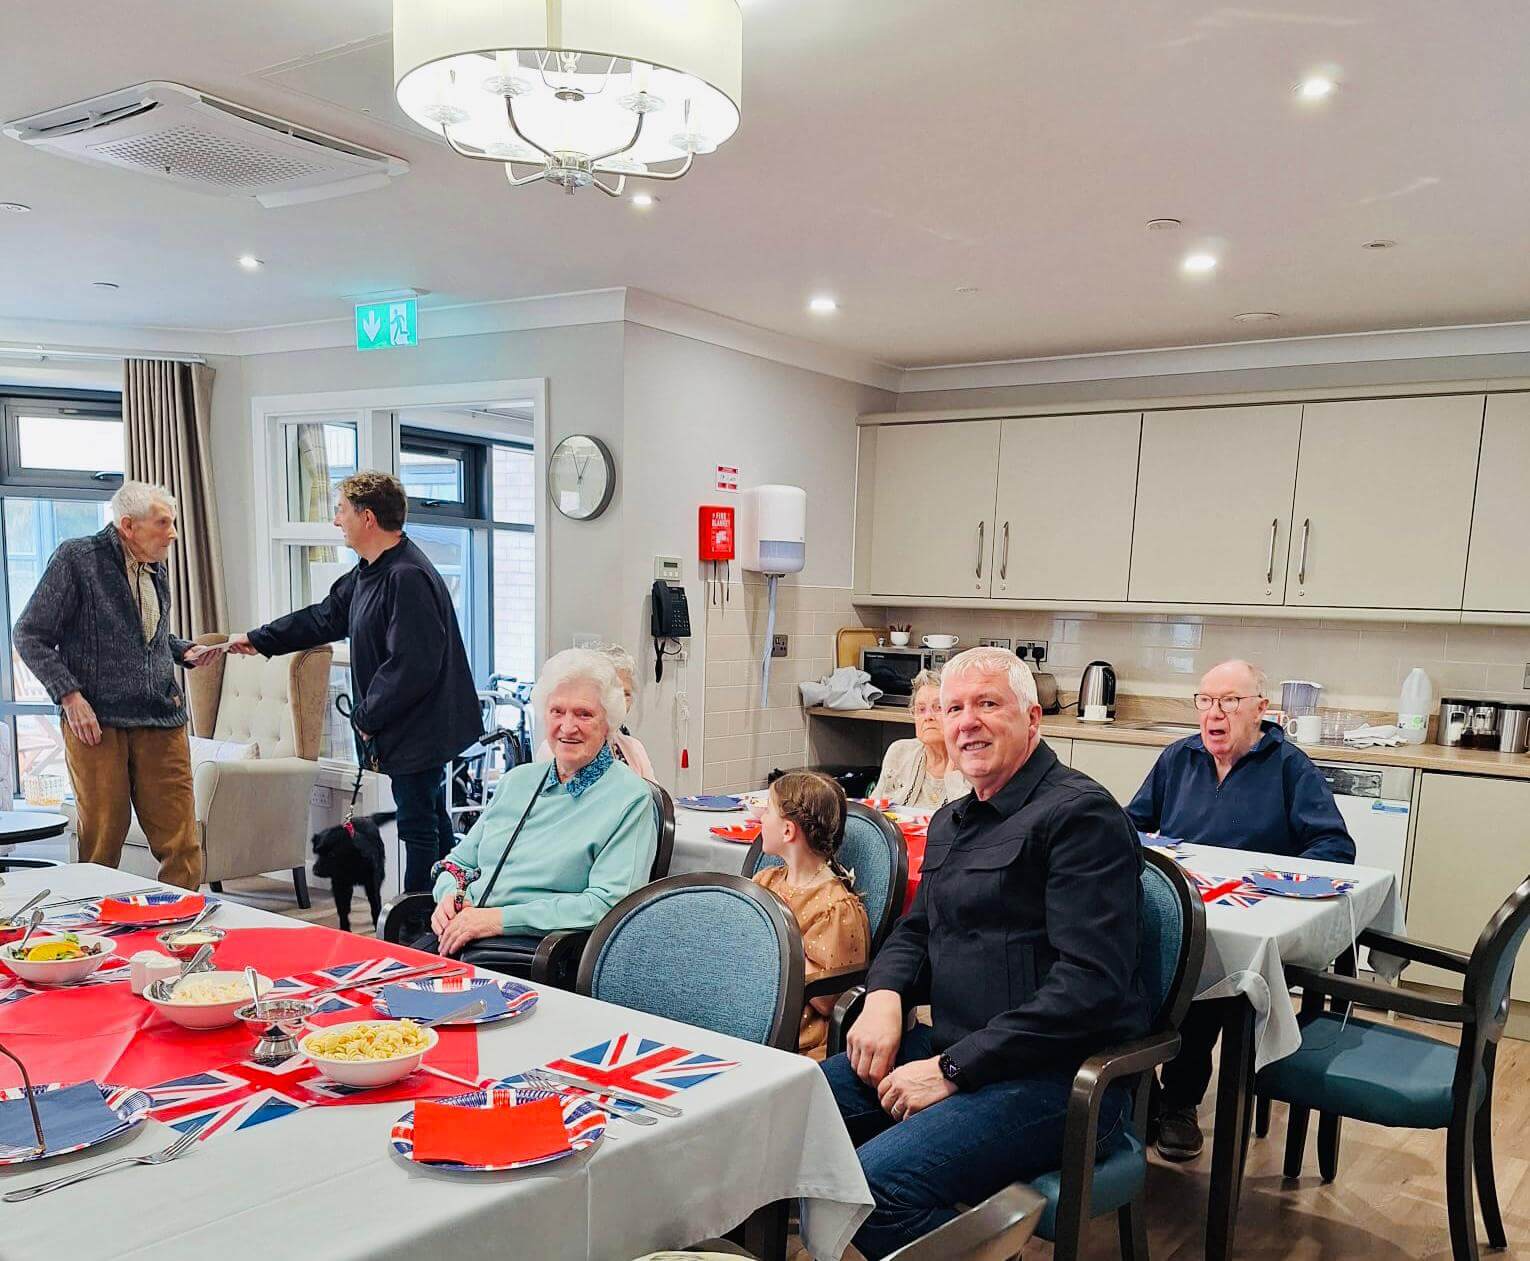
xmin=96 ymin=894 xmax=205 ymax=925
xmin=410 ymin=1095 xmax=570 ymax=1165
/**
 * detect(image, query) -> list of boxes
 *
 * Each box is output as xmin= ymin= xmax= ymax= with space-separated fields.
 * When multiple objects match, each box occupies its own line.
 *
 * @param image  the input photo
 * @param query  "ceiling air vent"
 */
xmin=3 ymin=81 xmax=408 ymax=207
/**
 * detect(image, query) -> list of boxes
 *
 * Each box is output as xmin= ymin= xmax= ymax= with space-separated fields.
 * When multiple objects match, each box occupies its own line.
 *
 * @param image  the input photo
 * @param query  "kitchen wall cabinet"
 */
xmin=1128 ymin=405 xmax=1303 ymax=605
xmin=1404 ymin=771 xmax=1530 ymax=1000
xmin=1464 ymin=393 xmax=1530 ymax=612
xmin=1287 ymin=396 xmax=1484 ymax=609
xmin=1070 ymin=739 xmax=1161 ymax=807
xmin=865 ymin=420 xmax=999 ymax=597
xmin=993 ymin=413 xmax=1140 ymax=601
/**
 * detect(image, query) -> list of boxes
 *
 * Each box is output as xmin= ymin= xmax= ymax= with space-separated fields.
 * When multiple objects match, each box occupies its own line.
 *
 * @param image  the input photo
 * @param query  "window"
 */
xmin=400 ymin=430 xmax=483 ymax=520
xmin=0 ymin=390 xmax=122 ymax=793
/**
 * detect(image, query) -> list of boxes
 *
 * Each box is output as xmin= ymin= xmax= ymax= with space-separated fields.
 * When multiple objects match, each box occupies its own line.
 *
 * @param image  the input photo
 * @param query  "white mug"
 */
xmin=889 ymin=631 xmax=910 ymax=646
xmin=1083 ymin=703 xmax=1110 ymax=722
xmin=1285 ymin=713 xmax=1322 ymax=744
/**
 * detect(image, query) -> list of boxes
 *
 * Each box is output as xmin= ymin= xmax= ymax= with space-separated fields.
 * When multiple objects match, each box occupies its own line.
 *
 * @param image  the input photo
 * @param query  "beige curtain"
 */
xmin=123 ymin=359 xmax=226 ymax=641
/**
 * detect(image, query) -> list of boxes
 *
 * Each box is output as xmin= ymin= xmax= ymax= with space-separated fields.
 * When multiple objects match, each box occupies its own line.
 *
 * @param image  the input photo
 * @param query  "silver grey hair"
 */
xmin=109 ymin=480 xmax=177 ymax=523
xmin=600 ymin=644 xmax=638 ymax=685
xmin=907 ymin=668 xmax=943 ymax=714
xmin=939 ymin=646 xmax=1039 ymax=710
xmin=1214 ymin=659 xmax=1269 ymax=698
xmin=532 ymin=648 xmax=626 ymax=732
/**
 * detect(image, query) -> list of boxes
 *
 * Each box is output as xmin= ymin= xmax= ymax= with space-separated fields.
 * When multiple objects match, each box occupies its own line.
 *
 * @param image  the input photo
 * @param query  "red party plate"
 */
xmin=710 ymin=824 xmax=761 ymax=843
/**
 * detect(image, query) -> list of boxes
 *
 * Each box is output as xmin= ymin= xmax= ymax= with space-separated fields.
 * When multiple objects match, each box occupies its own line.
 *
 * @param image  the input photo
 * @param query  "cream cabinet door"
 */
xmin=1404 ymin=772 xmax=1530 ymax=1000
xmin=1287 ymin=396 xmax=1484 ymax=609
xmin=992 ymin=413 xmax=1140 ymax=600
xmin=1069 ymin=740 xmax=1163 ymax=808
xmin=1048 ymin=737 xmax=1074 ymax=767
xmin=1128 ymin=405 xmax=1302 ymax=604
xmin=866 ymin=421 xmax=1000 ymax=597
xmin=1464 ymin=393 xmax=1530 ymax=612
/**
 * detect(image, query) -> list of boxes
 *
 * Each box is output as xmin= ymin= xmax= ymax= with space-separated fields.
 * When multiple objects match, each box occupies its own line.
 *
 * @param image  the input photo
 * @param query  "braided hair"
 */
xmin=770 ymin=771 xmax=855 ymax=891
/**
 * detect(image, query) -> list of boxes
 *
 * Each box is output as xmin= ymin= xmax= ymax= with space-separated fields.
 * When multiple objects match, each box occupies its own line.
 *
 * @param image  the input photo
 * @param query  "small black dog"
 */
xmin=310 ymin=812 xmax=390 ymax=933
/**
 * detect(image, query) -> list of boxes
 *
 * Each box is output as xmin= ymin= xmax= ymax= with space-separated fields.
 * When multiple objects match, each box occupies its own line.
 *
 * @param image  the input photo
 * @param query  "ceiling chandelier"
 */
xmin=393 ymin=0 xmax=742 ymax=197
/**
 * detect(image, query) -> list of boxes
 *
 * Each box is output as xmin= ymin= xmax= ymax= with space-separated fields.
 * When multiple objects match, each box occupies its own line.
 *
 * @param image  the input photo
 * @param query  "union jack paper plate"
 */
xmin=91 ymin=891 xmax=213 ymax=928
xmin=1244 ymin=870 xmax=1356 ymax=900
xmin=373 ymin=975 xmax=538 ymax=1026
xmin=0 ymin=1082 xmax=151 ymax=1165
xmin=389 ymin=1082 xmax=604 ymax=1171
xmin=676 ymin=795 xmax=743 ymax=812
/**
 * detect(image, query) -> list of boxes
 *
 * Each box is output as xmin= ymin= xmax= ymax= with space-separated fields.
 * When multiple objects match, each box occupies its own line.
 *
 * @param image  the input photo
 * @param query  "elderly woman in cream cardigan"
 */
xmin=871 ymin=669 xmax=969 ymax=808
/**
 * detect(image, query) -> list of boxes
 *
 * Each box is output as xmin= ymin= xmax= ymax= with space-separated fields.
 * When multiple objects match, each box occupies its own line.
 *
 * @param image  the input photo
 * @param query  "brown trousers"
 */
xmin=63 ymin=723 xmax=201 ymax=891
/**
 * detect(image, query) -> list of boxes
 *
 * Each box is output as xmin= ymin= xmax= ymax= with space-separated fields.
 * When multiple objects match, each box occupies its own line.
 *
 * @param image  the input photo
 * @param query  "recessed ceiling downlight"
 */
xmin=1362 ymin=238 xmax=1397 ymax=250
xmin=1145 ymin=218 xmax=1182 ymax=231
xmin=808 ymin=295 xmax=838 ymax=314
xmin=91 ymin=281 xmax=120 ymax=291
xmin=0 ymin=202 xmax=30 ymax=214
xmin=1182 ymin=253 xmax=1218 ymax=274
xmin=1297 ymin=75 xmax=1337 ymax=101
xmin=1232 ymin=311 xmax=1280 ymax=323
xmin=237 ymin=254 xmax=263 ymax=270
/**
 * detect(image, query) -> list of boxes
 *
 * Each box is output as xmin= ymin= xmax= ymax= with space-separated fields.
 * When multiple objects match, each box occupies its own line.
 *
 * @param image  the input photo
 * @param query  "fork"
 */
xmin=519 ymin=1070 xmax=657 ymax=1126
xmin=4 ymin=1125 xmax=200 ymax=1202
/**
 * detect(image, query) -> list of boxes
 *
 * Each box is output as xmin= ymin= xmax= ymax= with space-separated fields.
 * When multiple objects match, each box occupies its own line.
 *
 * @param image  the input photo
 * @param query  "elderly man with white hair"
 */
xmin=14 ymin=480 xmax=215 ymax=889
xmin=1126 ymin=657 xmax=1353 ymax=1162
xmin=421 ymin=647 xmax=659 ymax=959
xmin=821 ymin=646 xmax=1150 ymax=1259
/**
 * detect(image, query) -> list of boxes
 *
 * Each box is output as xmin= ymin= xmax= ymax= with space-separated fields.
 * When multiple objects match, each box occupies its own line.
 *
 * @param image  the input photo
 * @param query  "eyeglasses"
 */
xmin=1193 ymin=693 xmax=1260 ymax=713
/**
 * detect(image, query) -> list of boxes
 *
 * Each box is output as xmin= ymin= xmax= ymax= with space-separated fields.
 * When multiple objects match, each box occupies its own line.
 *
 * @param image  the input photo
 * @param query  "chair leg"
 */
xmin=209 ymin=881 xmax=224 ymax=893
xmin=1447 ymin=1108 xmax=1482 ymax=1261
xmin=1255 ymin=1093 xmax=1272 ymax=1138
xmin=1118 ymin=1199 xmax=1151 ymax=1261
xmin=1317 ymin=1113 xmax=1343 ymax=1184
xmin=292 ymin=867 xmax=311 ymax=910
xmin=1282 ymin=1103 xmax=1310 ymax=1179
xmin=1474 ymin=1059 xmax=1507 ymax=1250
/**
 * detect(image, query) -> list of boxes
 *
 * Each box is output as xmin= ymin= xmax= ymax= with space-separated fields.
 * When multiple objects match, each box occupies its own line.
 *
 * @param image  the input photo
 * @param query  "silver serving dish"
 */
xmin=234 ymin=997 xmax=316 ymax=1065
xmin=155 ymin=925 xmax=227 ymax=959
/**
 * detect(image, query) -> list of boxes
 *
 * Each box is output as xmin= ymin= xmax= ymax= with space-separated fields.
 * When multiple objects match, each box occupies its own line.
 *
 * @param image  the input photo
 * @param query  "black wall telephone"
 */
xmin=651 ymin=580 xmax=690 ymax=681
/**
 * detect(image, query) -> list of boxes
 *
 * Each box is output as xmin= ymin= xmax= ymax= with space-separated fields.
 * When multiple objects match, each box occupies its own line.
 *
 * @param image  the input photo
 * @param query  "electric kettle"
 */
xmin=1078 ymin=661 xmax=1118 ymax=720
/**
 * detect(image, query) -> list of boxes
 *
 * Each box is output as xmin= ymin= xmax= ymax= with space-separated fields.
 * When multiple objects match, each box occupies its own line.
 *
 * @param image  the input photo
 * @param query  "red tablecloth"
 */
xmin=0 ymin=926 xmax=480 ymax=1099
xmin=902 ymin=832 xmax=926 ymax=914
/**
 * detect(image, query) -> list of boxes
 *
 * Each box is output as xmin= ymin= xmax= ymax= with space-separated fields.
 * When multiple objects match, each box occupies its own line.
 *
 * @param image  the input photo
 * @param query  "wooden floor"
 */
xmin=221 ymin=877 xmax=1529 ymax=1259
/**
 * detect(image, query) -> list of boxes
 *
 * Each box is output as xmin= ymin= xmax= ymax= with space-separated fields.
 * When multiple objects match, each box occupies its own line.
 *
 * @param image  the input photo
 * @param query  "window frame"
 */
xmin=0 ymin=390 xmax=124 ymax=490
xmin=399 ymin=428 xmax=485 ymax=521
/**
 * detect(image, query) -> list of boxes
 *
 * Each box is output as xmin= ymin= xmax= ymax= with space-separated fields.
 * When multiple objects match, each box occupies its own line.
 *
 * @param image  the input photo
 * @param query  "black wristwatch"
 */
xmin=938 ymin=1052 xmax=966 ymax=1091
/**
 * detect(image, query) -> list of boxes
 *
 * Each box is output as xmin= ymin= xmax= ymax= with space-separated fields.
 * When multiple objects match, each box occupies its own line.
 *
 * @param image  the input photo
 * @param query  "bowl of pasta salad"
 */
xmin=299 ymin=1019 xmax=438 ymax=1087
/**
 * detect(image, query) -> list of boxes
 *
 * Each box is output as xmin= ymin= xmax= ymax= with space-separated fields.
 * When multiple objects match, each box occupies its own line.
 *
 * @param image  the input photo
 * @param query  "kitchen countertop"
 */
xmin=805 ymin=705 xmax=1530 ymax=781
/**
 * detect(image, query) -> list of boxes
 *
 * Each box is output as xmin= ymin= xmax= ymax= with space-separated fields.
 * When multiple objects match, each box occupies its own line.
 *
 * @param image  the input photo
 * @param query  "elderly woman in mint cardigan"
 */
xmin=428 ymin=647 xmax=658 ymax=958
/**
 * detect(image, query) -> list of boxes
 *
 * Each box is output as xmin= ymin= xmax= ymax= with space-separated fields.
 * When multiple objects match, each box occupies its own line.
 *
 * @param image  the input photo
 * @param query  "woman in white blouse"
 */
xmin=872 ymin=669 xmax=969 ymax=808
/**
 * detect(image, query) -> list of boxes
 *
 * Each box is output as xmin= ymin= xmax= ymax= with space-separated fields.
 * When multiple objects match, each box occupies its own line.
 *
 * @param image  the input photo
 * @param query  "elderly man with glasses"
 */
xmin=1125 ymin=657 xmax=1353 ymax=1161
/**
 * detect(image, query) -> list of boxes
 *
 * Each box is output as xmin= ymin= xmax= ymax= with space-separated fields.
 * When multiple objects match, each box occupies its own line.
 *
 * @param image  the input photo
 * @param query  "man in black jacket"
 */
xmin=823 ymin=647 xmax=1150 ymax=1259
xmin=229 ymin=471 xmax=481 ymax=893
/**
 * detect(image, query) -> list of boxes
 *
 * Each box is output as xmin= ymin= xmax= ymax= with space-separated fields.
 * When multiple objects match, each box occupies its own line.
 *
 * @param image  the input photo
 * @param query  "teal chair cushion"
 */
xmin=1137 ymin=863 xmax=1182 ymax=1020
xmin=1030 ymin=1132 xmax=1146 ymax=1239
xmin=1258 ymin=1013 xmax=1476 ymax=1130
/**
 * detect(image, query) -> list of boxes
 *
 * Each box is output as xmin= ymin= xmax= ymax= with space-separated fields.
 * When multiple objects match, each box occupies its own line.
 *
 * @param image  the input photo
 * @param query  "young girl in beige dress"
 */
xmin=752 ymin=771 xmax=870 ymax=1060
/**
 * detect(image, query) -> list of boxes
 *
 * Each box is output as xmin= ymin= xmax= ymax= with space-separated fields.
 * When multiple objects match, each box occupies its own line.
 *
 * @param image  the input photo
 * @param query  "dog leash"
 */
xmin=333 ymin=693 xmax=375 ymax=831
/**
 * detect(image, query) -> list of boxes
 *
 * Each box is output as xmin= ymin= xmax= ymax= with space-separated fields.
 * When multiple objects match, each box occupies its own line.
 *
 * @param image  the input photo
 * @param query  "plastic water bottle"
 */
xmin=1397 ymin=668 xmax=1433 ymax=745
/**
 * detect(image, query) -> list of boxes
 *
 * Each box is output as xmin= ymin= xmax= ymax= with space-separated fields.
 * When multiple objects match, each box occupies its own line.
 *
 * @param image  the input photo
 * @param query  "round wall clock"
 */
xmin=548 ymin=434 xmax=615 ymax=521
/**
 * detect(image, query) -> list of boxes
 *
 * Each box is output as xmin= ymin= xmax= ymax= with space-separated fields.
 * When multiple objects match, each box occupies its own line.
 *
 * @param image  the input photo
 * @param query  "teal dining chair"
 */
xmin=1256 ymin=872 xmax=1530 ymax=1261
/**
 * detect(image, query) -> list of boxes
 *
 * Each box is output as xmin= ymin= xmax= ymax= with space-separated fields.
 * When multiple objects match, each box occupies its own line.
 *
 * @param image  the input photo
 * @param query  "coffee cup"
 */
xmin=889 ymin=630 xmax=910 ymax=646
xmin=921 ymin=634 xmax=958 ymax=650
xmin=1285 ymin=713 xmax=1323 ymax=745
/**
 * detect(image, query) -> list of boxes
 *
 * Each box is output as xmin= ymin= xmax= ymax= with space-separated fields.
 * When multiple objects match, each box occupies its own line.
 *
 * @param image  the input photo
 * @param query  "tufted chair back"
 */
xmin=187 ymin=634 xmax=332 ymax=760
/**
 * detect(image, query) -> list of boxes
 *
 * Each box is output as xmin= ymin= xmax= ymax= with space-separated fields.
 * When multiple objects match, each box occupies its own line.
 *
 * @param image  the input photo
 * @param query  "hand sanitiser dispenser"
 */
xmin=737 ymin=485 xmax=806 ymax=705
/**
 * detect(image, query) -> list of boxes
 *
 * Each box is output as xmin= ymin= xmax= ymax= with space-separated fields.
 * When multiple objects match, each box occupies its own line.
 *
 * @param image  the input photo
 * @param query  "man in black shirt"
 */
xmin=823 ymin=647 xmax=1150 ymax=1259
xmin=230 ymin=472 xmax=481 ymax=894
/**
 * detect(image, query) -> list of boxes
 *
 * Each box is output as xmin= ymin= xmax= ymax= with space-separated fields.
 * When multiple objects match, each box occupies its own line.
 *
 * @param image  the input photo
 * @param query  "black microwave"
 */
xmin=860 ymin=645 xmax=953 ymax=707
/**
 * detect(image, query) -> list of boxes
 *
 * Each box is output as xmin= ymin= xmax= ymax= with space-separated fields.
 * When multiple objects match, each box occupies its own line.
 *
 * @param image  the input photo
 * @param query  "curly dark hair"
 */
xmin=337 ymin=471 xmax=407 ymax=531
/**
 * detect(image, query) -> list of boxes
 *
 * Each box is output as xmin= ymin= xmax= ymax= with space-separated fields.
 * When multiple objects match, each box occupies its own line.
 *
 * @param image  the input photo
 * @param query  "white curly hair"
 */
xmin=532 ymin=648 xmax=626 ymax=732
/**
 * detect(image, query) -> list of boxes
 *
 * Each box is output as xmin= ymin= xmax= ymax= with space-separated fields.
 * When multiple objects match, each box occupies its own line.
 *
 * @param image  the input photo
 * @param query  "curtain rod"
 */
xmin=0 ymin=345 xmax=207 ymax=365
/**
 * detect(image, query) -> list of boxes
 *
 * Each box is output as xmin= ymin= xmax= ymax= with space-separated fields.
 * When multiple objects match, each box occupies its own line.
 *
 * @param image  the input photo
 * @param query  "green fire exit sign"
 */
xmin=355 ymin=298 xmax=418 ymax=351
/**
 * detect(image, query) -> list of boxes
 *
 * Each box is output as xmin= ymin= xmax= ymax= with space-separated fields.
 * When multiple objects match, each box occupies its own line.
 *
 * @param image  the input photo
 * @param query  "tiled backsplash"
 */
xmin=702 ymin=580 xmax=877 ymax=793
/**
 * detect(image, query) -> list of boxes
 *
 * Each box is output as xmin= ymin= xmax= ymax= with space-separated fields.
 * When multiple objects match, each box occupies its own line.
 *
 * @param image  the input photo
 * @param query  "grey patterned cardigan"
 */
xmin=14 ymin=525 xmax=194 ymax=728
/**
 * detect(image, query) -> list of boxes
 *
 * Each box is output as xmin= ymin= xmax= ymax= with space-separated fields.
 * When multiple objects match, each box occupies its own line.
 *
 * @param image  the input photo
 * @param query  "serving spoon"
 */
xmin=0 ymin=888 xmax=51 ymax=928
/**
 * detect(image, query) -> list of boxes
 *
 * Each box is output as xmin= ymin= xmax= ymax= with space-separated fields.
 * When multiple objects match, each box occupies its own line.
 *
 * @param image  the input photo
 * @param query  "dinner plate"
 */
xmin=1244 ymin=870 xmax=1356 ymax=899
xmin=676 ymin=795 xmax=744 ymax=812
xmin=373 ymin=975 xmax=538 ymax=1025
xmin=709 ymin=824 xmax=760 ymax=843
xmin=0 ymin=1083 xmax=151 ymax=1166
xmin=389 ymin=1082 xmax=605 ymax=1171
xmin=91 ymin=892 xmax=213 ymax=928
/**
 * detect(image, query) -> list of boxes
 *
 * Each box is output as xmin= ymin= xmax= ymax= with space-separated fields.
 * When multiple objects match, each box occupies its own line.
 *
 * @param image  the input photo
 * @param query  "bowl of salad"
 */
xmin=1 ymin=933 xmax=117 ymax=985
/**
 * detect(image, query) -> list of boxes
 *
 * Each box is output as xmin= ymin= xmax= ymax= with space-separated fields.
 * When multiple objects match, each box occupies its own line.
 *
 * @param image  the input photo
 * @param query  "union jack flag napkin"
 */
xmin=0 ymin=955 xmax=132 ymax=1009
xmin=269 ymin=957 xmax=444 ymax=1015
xmin=1185 ymin=870 xmax=1271 ymax=909
xmin=533 ymin=1033 xmax=740 ymax=1115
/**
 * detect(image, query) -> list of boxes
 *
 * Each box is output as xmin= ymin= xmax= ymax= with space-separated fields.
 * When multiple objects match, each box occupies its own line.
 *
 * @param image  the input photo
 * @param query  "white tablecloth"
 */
xmin=671 ymin=807 xmax=757 ymax=879
xmin=1171 ymin=844 xmax=1407 ymax=1069
xmin=0 ymin=865 xmax=872 ymax=1261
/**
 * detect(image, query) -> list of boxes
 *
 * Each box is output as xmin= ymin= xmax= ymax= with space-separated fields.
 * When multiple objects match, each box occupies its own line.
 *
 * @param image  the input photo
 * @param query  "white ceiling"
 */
xmin=2 ymin=1 xmax=1528 ymax=370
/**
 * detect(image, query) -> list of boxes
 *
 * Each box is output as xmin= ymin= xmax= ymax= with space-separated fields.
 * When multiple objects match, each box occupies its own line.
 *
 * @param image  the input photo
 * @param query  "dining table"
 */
xmin=0 ymin=863 xmax=873 ymax=1261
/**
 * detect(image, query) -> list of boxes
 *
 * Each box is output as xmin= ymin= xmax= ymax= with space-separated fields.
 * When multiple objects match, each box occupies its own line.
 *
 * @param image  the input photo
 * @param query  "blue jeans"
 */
xmin=822 ymin=1025 xmax=1131 ymax=1259
xmin=390 ymin=766 xmax=455 ymax=894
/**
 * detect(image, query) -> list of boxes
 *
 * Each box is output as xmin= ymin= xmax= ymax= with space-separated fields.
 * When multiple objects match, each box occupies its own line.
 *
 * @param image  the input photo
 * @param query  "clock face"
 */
xmin=549 ymin=435 xmax=615 ymax=521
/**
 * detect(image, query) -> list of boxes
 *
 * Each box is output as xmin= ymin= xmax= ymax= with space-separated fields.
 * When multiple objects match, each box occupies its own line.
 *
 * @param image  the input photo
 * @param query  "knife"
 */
xmin=533 ymin=1068 xmax=684 ymax=1118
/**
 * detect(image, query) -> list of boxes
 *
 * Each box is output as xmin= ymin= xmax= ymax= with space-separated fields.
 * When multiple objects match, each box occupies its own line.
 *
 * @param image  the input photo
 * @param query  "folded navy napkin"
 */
xmin=0 ymin=1082 xmax=122 ymax=1153
xmin=381 ymin=982 xmax=508 ymax=1021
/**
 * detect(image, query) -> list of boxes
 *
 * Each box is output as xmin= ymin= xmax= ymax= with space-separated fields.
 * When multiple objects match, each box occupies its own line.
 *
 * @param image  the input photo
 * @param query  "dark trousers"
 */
xmin=390 ymin=766 xmax=455 ymax=894
xmin=1159 ymin=996 xmax=1234 ymax=1110
xmin=822 ymin=1024 xmax=1130 ymax=1259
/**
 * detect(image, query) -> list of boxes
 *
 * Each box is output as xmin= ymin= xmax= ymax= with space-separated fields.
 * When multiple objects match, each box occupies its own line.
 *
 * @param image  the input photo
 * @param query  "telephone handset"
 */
xmin=651 ymin=581 xmax=690 ymax=682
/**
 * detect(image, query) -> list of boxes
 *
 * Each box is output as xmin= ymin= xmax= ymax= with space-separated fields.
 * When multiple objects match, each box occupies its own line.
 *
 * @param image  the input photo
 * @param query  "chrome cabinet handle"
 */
xmin=1297 ymin=517 xmax=1310 ymax=586
xmin=975 ymin=521 xmax=985 ymax=578
xmin=1265 ymin=518 xmax=1278 ymax=585
xmin=1000 ymin=522 xmax=1010 ymax=582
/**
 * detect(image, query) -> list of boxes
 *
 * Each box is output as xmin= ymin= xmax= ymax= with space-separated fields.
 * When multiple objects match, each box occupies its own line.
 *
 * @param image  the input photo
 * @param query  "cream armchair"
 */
xmin=118 ymin=635 xmax=333 ymax=903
